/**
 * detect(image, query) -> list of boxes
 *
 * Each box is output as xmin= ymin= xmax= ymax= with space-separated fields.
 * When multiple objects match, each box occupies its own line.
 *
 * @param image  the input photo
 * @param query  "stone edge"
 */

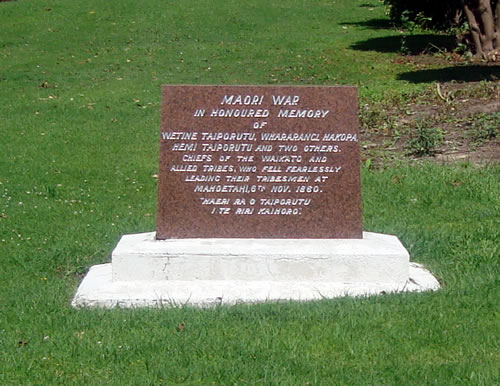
xmin=71 ymin=262 xmax=440 ymax=308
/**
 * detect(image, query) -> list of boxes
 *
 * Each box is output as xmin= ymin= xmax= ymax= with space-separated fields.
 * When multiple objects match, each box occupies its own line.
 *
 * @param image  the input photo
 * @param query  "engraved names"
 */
xmin=157 ymin=85 xmax=362 ymax=239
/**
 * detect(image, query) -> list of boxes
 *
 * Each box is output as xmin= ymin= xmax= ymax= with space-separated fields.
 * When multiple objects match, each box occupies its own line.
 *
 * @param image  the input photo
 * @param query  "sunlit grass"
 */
xmin=1 ymin=0 xmax=499 ymax=383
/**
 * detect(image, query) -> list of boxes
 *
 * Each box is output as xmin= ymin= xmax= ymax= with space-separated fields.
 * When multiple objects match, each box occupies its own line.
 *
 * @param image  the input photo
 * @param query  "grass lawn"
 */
xmin=1 ymin=0 xmax=499 ymax=383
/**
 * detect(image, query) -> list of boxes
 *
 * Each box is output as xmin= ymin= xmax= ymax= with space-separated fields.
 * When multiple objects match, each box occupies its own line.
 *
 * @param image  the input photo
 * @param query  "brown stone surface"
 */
xmin=156 ymin=85 xmax=362 ymax=239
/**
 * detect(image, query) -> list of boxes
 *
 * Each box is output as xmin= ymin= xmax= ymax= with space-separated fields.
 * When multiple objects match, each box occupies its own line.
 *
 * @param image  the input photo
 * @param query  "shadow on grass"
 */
xmin=340 ymin=18 xmax=393 ymax=30
xmin=359 ymin=3 xmax=385 ymax=8
xmin=398 ymin=65 xmax=500 ymax=83
xmin=350 ymin=34 xmax=456 ymax=54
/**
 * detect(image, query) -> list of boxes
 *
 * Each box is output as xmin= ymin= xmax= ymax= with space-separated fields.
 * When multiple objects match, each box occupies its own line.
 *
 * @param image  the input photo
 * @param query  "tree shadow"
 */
xmin=359 ymin=3 xmax=384 ymax=8
xmin=340 ymin=18 xmax=393 ymax=30
xmin=350 ymin=34 xmax=456 ymax=54
xmin=398 ymin=65 xmax=500 ymax=83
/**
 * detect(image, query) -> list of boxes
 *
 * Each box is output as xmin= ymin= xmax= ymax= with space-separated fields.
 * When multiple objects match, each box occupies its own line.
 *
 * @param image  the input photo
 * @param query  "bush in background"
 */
xmin=384 ymin=0 xmax=500 ymax=60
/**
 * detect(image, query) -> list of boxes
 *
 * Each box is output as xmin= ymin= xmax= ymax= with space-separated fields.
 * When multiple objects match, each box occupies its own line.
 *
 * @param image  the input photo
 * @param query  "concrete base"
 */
xmin=72 ymin=232 xmax=440 ymax=308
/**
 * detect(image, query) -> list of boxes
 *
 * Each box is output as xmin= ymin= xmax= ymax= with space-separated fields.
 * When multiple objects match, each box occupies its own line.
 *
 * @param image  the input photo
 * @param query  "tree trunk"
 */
xmin=495 ymin=1 xmax=500 ymax=43
xmin=478 ymin=0 xmax=495 ymax=51
xmin=462 ymin=0 xmax=499 ymax=60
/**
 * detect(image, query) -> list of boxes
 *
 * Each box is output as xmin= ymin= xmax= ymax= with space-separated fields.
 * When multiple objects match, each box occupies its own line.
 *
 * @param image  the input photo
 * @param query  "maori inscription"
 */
xmin=157 ymin=85 xmax=362 ymax=239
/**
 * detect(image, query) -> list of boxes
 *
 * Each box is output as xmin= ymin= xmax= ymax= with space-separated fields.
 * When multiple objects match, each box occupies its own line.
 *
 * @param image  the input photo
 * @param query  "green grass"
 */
xmin=1 ymin=0 xmax=437 ymax=101
xmin=1 ymin=0 xmax=499 ymax=384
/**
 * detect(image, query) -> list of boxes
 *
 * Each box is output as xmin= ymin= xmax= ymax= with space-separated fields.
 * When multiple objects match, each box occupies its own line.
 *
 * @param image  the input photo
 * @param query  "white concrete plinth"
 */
xmin=72 ymin=232 xmax=440 ymax=308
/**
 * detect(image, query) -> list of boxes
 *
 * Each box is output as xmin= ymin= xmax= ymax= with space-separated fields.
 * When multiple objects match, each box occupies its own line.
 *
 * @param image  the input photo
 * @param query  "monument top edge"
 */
xmin=161 ymin=84 xmax=358 ymax=89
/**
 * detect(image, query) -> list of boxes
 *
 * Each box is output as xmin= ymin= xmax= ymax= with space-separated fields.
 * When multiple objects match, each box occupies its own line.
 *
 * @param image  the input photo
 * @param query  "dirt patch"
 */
xmin=360 ymin=81 xmax=499 ymax=168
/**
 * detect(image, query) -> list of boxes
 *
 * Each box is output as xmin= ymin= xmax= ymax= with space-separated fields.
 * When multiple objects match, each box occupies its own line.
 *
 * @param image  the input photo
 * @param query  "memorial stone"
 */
xmin=71 ymin=85 xmax=440 ymax=308
xmin=157 ymin=85 xmax=362 ymax=239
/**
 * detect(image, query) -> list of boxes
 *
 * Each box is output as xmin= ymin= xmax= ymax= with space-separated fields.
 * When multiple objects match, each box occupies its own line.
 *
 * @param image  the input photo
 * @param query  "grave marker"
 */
xmin=72 ymin=85 xmax=440 ymax=308
xmin=157 ymin=85 xmax=362 ymax=239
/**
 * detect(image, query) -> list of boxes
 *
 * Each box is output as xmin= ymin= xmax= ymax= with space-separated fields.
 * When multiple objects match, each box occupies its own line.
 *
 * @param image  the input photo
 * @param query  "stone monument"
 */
xmin=72 ymin=85 xmax=439 ymax=307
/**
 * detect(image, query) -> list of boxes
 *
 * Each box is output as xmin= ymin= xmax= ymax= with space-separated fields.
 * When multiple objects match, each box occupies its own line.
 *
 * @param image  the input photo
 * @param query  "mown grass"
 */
xmin=1 ymin=0 xmax=499 ymax=384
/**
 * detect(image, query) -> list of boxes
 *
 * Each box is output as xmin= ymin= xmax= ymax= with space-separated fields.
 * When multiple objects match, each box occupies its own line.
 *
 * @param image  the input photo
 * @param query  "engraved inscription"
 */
xmin=157 ymin=85 xmax=362 ymax=239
